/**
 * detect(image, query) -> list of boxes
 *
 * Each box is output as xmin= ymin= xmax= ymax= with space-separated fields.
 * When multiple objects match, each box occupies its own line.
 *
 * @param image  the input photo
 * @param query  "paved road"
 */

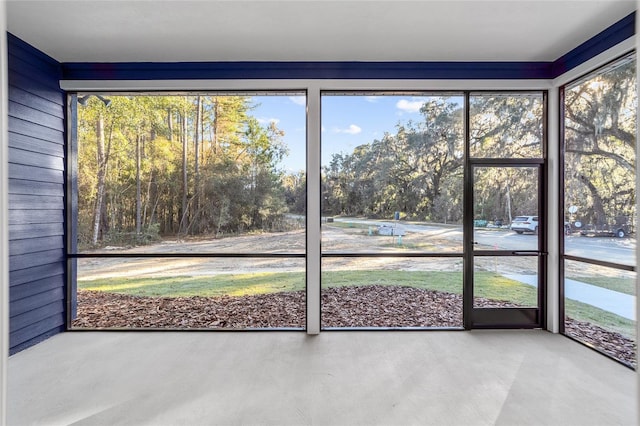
xmin=333 ymin=218 xmax=636 ymax=265
xmin=334 ymin=218 xmax=636 ymax=320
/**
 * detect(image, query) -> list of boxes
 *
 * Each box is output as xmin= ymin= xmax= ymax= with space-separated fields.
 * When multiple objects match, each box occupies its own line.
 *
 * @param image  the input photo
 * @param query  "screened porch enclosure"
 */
xmin=64 ymin=80 xmax=637 ymax=368
xmin=4 ymin=0 xmax=637 ymax=374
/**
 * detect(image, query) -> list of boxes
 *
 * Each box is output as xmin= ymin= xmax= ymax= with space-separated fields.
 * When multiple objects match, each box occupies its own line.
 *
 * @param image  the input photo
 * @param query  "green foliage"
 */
xmin=469 ymin=94 xmax=543 ymax=158
xmin=78 ymin=95 xmax=301 ymax=248
xmin=323 ymin=98 xmax=465 ymax=221
xmin=564 ymin=56 xmax=636 ymax=227
xmin=321 ymin=94 xmax=546 ymax=224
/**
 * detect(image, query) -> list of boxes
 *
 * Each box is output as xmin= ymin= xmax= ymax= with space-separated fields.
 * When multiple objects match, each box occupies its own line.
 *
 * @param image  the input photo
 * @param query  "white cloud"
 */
xmin=396 ymin=99 xmax=424 ymax=113
xmin=321 ymin=125 xmax=326 ymax=132
xmin=289 ymin=96 xmax=306 ymax=106
xmin=365 ymin=96 xmax=379 ymax=103
xmin=257 ymin=117 xmax=280 ymax=125
xmin=334 ymin=124 xmax=362 ymax=135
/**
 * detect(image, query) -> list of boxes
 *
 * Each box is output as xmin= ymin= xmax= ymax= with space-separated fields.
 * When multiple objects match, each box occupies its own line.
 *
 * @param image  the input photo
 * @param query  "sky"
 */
xmin=250 ymin=94 xmax=456 ymax=173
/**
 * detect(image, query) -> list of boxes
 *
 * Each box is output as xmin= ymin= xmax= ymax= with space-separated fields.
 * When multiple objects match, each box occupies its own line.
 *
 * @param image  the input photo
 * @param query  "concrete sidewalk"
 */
xmin=504 ymin=274 xmax=636 ymax=320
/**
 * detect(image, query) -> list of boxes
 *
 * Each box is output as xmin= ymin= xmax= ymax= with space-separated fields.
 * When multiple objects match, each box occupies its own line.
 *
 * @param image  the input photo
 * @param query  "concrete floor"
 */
xmin=7 ymin=330 xmax=638 ymax=426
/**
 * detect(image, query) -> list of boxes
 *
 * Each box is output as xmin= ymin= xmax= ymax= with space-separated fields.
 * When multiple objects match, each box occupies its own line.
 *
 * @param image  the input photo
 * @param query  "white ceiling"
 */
xmin=6 ymin=0 xmax=637 ymax=63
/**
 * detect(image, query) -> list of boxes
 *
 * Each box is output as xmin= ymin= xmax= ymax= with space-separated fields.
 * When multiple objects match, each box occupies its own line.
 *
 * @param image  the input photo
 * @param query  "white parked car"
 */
xmin=510 ymin=216 xmax=539 ymax=234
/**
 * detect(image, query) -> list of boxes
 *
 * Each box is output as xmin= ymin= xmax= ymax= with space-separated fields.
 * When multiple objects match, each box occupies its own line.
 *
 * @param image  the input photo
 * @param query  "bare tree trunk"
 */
xmin=200 ymin=100 xmax=205 ymax=164
xmin=168 ymin=108 xmax=173 ymax=142
xmin=143 ymin=170 xmax=154 ymax=227
xmin=181 ymin=111 xmax=188 ymax=234
xmin=194 ymin=96 xmax=202 ymax=233
xmin=579 ymin=174 xmax=607 ymax=224
xmin=212 ymin=99 xmax=219 ymax=156
xmin=504 ymin=180 xmax=512 ymax=224
xmin=92 ymin=114 xmax=106 ymax=246
xmin=135 ymin=132 xmax=142 ymax=236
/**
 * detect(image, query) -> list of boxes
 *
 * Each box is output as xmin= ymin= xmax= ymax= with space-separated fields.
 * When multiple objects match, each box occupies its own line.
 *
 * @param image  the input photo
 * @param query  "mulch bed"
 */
xmin=564 ymin=318 xmax=637 ymax=366
xmin=73 ymin=286 xmax=636 ymax=366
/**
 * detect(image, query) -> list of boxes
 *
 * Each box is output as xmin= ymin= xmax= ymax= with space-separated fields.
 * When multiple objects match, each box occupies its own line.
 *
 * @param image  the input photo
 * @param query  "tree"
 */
xmin=91 ymin=111 xmax=106 ymax=245
xmin=470 ymin=94 xmax=543 ymax=158
xmin=564 ymin=56 xmax=636 ymax=226
xmin=321 ymin=96 xmax=465 ymax=222
xmin=77 ymin=94 xmax=294 ymax=248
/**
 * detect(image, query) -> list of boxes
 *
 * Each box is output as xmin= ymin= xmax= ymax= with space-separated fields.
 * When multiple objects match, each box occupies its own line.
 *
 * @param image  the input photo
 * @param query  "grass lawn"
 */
xmin=79 ymin=270 xmax=635 ymax=338
xmin=323 ymin=221 xmax=371 ymax=230
xmin=379 ymin=241 xmax=442 ymax=251
xmin=80 ymin=270 xmax=523 ymax=301
xmin=79 ymin=272 xmax=306 ymax=297
xmin=567 ymin=276 xmax=636 ymax=296
xmin=565 ymin=298 xmax=636 ymax=339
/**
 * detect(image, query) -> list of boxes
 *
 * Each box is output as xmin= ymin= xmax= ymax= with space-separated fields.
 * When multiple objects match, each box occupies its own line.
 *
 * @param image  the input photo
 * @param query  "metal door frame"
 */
xmin=463 ymin=91 xmax=548 ymax=329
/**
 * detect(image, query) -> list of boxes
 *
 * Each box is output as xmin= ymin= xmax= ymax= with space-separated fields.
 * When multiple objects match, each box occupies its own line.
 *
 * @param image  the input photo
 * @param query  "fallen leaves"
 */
xmin=73 ymin=290 xmax=306 ymax=329
xmin=564 ymin=318 xmax=637 ymax=367
xmin=73 ymin=286 xmax=636 ymax=367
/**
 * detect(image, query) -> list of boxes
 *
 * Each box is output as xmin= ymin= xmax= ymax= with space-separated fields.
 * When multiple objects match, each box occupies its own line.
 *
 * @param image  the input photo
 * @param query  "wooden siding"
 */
xmin=8 ymin=33 xmax=66 ymax=354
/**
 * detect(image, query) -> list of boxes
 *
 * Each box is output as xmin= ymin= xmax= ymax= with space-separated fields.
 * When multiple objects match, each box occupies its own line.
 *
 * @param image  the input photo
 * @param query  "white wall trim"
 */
xmin=60 ymin=79 xmax=552 ymax=92
xmin=62 ymin=77 xmax=555 ymax=335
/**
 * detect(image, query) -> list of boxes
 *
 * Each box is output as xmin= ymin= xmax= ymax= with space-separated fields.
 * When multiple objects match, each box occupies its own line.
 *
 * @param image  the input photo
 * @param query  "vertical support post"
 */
xmin=547 ymin=87 xmax=560 ymax=333
xmin=635 ymin=29 xmax=639 ymax=412
xmin=67 ymin=95 xmax=78 ymax=322
xmin=463 ymin=92 xmax=473 ymax=329
xmin=306 ymin=85 xmax=321 ymax=334
xmin=1 ymin=5 xmax=9 ymax=424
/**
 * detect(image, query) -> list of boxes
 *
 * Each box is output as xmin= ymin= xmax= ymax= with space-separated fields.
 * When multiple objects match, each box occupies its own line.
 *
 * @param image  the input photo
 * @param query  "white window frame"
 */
xmin=61 ymin=46 xmax=635 ymax=335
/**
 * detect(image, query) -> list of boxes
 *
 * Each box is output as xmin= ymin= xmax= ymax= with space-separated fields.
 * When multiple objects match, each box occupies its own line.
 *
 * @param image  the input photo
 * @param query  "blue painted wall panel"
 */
xmin=9 ymin=117 xmax=64 ymax=145
xmin=10 ymin=301 xmax=65 ymax=334
xmin=8 ymin=163 xmax=64 ymax=184
xmin=8 ymin=147 xmax=64 ymax=170
xmin=9 ymin=223 xmax=64 ymax=241
xmin=10 ymin=249 xmax=65 ymax=275
xmin=8 ymin=36 xmax=64 ymax=74
xmin=9 ymin=86 xmax=64 ymax=119
xmin=9 ymin=316 xmax=65 ymax=353
xmin=8 ymin=33 xmax=66 ymax=355
xmin=9 ymin=194 xmax=64 ymax=210
xmin=9 ymin=101 xmax=65 ymax=132
xmin=10 ymin=288 xmax=65 ymax=317
xmin=8 ymin=70 xmax=65 ymax=105
xmin=9 ymin=236 xmax=64 ymax=256
xmin=10 ymin=276 xmax=65 ymax=302
xmin=8 ymin=132 xmax=64 ymax=157
xmin=9 ymin=263 xmax=65 ymax=288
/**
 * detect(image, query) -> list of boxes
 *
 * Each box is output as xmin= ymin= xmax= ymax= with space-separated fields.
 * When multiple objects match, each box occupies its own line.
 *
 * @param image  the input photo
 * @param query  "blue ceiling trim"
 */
xmin=61 ymin=61 xmax=553 ymax=80
xmin=48 ymin=10 xmax=637 ymax=82
xmin=551 ymin=11 xmax=635 ymax=78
